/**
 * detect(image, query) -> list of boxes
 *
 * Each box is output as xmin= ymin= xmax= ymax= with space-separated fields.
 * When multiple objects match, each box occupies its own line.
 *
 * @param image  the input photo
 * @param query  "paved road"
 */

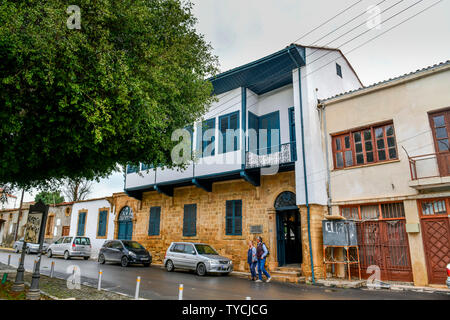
xmin=0 ymin=251 xmax=448 ymax=300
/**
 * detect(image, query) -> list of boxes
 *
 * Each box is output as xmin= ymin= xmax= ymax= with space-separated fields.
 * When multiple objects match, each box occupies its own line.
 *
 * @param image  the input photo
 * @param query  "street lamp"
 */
xmin=11 ymin=200 xmax=49 ymax=300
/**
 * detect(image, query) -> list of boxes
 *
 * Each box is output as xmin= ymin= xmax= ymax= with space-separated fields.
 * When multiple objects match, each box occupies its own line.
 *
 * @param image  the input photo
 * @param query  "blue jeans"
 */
xmin=249 ymin=261 xmax=257 ymax=279
xmin=257 ymin=258 xmax=270 ymax=280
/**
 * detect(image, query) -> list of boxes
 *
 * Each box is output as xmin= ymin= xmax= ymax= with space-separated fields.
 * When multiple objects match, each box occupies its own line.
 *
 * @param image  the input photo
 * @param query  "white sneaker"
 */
xmin=266 ymin=277 xmax=271 ymax=283
xmin=255 ymin=279 xmax=262 ymax=283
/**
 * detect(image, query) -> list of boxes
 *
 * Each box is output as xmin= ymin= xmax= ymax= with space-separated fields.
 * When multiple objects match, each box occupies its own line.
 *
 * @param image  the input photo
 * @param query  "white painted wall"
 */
xmin=69 ymin=199 xmax=114 ymax=257
xmin=294 ymin=48 xmax=362 ymax=206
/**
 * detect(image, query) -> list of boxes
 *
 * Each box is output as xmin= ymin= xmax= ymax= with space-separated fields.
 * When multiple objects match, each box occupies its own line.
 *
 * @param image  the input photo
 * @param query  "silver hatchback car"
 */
xmin=164 ymin=242 xmax=233 ymax=276
xmin=47 ymin=236 xmax=91 ymax=260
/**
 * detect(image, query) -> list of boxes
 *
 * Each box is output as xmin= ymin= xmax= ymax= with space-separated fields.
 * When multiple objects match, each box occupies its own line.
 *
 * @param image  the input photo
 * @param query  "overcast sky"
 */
xmin=20 ymin=0 xmax=450 ymax=203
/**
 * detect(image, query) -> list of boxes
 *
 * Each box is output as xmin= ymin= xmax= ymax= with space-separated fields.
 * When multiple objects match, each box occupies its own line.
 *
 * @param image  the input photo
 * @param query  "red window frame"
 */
xmin=418 ymin=198 xmax=450 ymax=219
xmin=332 ymin=122 xmax=398 ymax=169
xmin=340 ymin=202 xmax=406 ymax=221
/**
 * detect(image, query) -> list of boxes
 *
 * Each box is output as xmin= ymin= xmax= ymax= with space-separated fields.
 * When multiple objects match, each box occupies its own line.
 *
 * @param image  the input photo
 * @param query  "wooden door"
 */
xmin=62 ymin=226 xmax=70 ymax=236
xmin=421 ymin=218 xmax=450 ymax=284
xmin=429 ymin=110 xmax=450 ymax=176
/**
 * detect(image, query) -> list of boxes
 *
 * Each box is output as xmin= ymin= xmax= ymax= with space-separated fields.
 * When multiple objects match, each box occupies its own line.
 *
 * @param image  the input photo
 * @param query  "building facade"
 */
xmin=123 ymin=44 xmax=362 ymax=277
xmin=321 ymin=60 xmax=450 ymax=286
xmin=69 ymin=198 xmax=115 ymax=257
xmin=0 ymin=202 xmax=73 ymax=247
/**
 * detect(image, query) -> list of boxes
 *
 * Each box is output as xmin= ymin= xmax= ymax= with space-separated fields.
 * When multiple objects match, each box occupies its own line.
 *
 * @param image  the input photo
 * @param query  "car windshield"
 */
xmin=122 ymin=241 xmax=144 ymax=250
xmin=195 ymin=244 xmax=218 ymax=255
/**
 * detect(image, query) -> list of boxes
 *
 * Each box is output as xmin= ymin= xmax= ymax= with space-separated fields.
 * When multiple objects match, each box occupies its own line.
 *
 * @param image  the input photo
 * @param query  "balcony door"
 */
xmin=258 ymin=111 xmax=280 ymax=155
xmin=429 ymin=110 xmax=450 ymax=177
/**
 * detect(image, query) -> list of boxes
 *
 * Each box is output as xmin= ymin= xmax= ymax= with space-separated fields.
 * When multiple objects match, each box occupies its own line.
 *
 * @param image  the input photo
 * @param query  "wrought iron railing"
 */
xmin=245 ymin=142 xmax=296 ymax=169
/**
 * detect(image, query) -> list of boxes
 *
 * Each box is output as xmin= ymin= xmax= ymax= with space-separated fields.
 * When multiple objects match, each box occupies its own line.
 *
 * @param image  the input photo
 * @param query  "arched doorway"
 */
xmin=118 ymin=206 xmax=133 ymax=240
xmin=275 ymin=192 xmax=302 ymax=266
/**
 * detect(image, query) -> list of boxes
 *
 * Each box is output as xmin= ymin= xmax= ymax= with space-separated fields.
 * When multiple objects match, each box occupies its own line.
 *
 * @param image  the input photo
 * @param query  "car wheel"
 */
xmin=83 ymin=256 xmax=89 ymax=261
xmin=143 ymin=263 xmax=150 ymax=267
xmin=14 ymin=247 xmax=19 ymax=253
xmin=98 ymin=254 xmax=106 ymax=264
xmin=47 ymin=250 xmax=52 ymax=258
xmin=166 ymin=260 xmax=174 ymax=272
xmin=196 ymin=263 xmax=207 ymax=276
xmin=64 ymin=251 xmax=70 ymax=260
xmin=121 ymin=256 xmax=129 ymax=267
xmin=26 ymin=247 xmax=31 ymax=255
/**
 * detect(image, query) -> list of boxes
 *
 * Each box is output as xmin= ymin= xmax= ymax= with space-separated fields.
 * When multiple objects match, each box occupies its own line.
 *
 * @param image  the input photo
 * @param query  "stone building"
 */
xmin=123 ymin=44 xmax=363 ymax=279
xmin=0 ymin=202 xmax=33 ymax=247
xmin=320 ymin=60 xmax=450 ymax=286
xmin=0 ymin=201 xmax=73 ymax=247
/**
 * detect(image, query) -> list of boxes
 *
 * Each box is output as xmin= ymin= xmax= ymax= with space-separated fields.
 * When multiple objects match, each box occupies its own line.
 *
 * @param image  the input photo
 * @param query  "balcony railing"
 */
xmin=245 ymin=142 xmax=296 ymax=169
xmin=408 ymin=153 xmax=442 ymax=180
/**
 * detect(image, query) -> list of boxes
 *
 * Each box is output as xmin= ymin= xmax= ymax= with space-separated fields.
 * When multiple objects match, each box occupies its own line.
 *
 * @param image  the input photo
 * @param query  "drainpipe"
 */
xmin=288 ymin=47 xmax=315 ymax=284
xmin=318 ymin=101 xmax=332 ymax=215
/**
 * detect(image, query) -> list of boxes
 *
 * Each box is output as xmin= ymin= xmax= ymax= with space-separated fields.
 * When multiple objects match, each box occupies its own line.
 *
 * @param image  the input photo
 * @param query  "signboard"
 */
xmin=322 ymin=220 xmax=358 ymax=246
xmin=24 ymin=212 xmax=44 ymax=244
xmin=250 ymin=225 xmax=263 ymax=234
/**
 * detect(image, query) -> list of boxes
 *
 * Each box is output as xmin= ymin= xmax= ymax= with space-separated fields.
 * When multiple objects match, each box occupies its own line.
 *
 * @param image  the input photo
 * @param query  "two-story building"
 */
xmin=123 ymin=44 xmax=362 ymax=277
xmin=320 ymin=60 xmax=450 ymax=286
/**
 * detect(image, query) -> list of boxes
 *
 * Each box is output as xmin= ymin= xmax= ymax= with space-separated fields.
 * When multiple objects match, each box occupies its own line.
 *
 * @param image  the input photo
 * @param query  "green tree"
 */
xmin=34 ymin=191 xmax=65 ymax=205
xmin=0 ymin=0 xmax=218 ymax=189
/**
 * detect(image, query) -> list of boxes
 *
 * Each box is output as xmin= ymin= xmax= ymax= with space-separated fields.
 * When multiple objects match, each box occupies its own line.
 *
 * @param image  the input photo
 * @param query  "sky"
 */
xmin=19 ymin=0 xmax=450 ymax=203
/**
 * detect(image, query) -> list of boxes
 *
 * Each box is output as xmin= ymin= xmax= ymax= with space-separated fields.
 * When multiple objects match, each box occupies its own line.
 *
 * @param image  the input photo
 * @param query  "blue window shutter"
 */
xmin=98 ymin=210 xmax=107 ymax=237
xmin=148 ymin=207 xmax=161 ymax=236
xmin=288 ymin=107 xmax=297 ymax=161
xmin=77 ymin=212 xmax=86 ymax=236
xmin=226 ymin=200 xmax=242 ymax=235
xmin=183 ymin=204 xmax=196 ymax=237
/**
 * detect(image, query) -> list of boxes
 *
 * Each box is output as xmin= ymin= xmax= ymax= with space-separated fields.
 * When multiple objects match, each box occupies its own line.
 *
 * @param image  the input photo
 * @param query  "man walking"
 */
xmin=255 ymin=236 xmax=271 ymax=283
xmin=247 ymin=240 xmax=257 ymax=281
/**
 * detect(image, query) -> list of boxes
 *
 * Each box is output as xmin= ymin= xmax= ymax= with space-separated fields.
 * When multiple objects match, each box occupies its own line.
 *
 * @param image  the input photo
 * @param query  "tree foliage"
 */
xmin=0 ymin=0 xmax=218 ymax=189
xmin=34 ymin=190 xmax=65 ymax=205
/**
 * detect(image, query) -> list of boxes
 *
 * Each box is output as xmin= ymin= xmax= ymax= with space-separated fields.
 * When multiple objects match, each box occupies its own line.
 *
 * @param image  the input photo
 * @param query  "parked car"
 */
xmin=446 ymin=263 xmax=450 ymax=289
xmin=98 ymin=240 xmax=152 ymax=267
xmin=46 ymin=236 xmax=91 ymax=260
xmin=164 ymin=242 xmax=233 ymax=276
xmin=13 ymin=238 xmax=49 ymax=254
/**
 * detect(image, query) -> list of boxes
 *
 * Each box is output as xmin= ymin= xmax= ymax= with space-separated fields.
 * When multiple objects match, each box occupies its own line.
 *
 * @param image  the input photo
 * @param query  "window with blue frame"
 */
xmin=183 ymin=204 xmax=197 ymax=237
xmin=226 ymin=200 xmax=242 ymax=235
xmin=258 ymin=111 xmax=280 ymax=155
xmin=288 ymin=107 xmax=297 ymax=161
xmin=126 ymin=164 xmax=140 ymax=174
xmin=201 ymin=118 xmax=216 ymax=157
xmin=219 ymin=111 xmax=240 ymax=153
xmin=248 ymin=112 xmax=259 ymax=154
xmin=148 ymin=207 xmax=161 ymax=236
xmin=97 ymin=209 xmax=108 ymax=238
xmin=141 ymin=163 xmax=154 ymax=171
xmin=77 ymin=211 xmax=87 ymax=236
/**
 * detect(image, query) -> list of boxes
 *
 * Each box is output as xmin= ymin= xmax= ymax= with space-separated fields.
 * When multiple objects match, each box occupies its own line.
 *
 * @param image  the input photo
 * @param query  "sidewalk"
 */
xmin=0 ymin=262 xmax=132 ymax=300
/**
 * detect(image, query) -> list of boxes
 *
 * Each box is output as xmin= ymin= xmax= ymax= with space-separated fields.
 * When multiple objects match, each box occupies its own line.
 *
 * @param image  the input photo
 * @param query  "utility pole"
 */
xmin=13 ymin=189 xmax=25 ymax=242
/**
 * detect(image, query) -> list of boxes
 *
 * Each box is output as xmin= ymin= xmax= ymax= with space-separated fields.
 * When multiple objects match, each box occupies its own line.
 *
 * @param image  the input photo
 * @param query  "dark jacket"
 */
xmin=247 ymin=247 xmax=256 ymax=264
xmin=256 ymin=242 xmax=268 ymax=259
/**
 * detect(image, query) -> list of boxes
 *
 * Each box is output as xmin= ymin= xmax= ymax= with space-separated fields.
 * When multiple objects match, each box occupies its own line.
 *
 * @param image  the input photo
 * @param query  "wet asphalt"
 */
xmin=0 ymin=251 xmax=448 ymax=300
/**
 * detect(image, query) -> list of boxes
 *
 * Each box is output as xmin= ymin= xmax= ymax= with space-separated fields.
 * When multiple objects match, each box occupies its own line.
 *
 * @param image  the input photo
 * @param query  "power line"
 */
xmin=308 ymin=0 xmax=388 ymax=47
xmin=292 ymin=0 xmax=364 ymax=43
xmin=303 ymin=0 xmax=443 ymax=79
xmin=307 ymin=0 xmax=424 ymax=65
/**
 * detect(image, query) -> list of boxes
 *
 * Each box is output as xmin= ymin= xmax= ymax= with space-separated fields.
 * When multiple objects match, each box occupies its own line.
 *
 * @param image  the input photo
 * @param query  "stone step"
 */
xmin=271 ymin=274 xmax=306 ymax=284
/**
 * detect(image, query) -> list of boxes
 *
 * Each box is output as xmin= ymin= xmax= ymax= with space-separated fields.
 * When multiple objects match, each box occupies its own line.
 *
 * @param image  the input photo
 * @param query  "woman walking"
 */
xmin=247 ymin=240 xmax=257 ymax=281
